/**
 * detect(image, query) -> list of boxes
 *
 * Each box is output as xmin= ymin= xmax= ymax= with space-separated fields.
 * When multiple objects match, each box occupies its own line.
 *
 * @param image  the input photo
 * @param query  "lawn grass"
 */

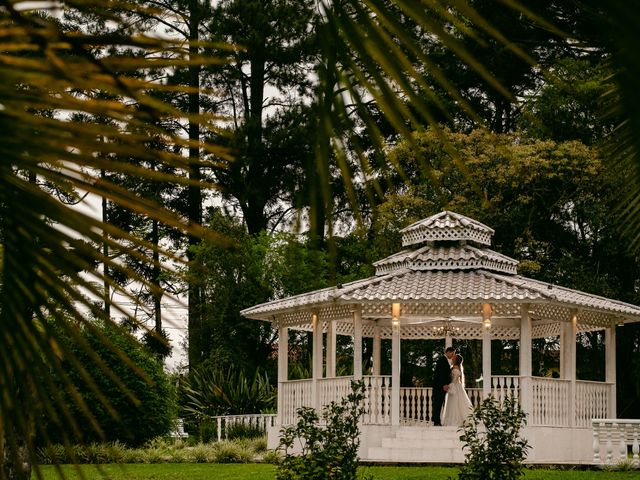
xmin=33 ymin=464 xmax=640 ymax=480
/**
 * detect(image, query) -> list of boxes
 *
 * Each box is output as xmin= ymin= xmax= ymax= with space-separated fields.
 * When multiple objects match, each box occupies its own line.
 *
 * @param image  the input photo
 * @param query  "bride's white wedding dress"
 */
xmin=442 ymin=367 xmax=473 ymax=427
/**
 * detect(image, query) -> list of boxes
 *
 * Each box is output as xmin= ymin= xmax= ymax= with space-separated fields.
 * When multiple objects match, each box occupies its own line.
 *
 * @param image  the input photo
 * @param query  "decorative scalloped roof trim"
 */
xmin=400 ymin=211 xmax=494 ymax=247
xmin=373 ymin=245 xmax=518 ymax=275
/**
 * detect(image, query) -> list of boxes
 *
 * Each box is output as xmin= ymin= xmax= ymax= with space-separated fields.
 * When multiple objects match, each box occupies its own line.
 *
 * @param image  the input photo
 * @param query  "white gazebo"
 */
xmin=241 ymin=211 xmax=640 ymax=464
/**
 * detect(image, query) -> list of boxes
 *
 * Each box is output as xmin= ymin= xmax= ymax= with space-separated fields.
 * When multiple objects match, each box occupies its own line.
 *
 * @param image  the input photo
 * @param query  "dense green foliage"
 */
xmin=277 ymin=382 xmax=365 ymax=480
xmin=459 ymin=395 xmax=530 ymax=480
xmin=179 ymin=364 xmax=275 ymax=442
xmin=42 ymin=321 xmax=176 ymax=447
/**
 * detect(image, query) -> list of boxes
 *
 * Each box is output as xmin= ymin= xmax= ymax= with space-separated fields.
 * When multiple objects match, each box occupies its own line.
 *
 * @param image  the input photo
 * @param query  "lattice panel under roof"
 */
xmin=400 ymin=211 xmax=494 ymax=247
xmin=532 ymin=322 xmax=560 ymax=339
xmin=278 ymin=308 xmax=619 ymax=340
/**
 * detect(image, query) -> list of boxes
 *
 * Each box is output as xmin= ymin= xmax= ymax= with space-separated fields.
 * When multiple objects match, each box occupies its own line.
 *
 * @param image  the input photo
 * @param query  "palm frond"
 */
xmin=0 ymin=1 xmax=226 ymax=474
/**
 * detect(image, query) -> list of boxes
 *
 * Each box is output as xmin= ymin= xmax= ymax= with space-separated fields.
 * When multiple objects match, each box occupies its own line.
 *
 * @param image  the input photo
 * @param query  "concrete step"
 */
xmin=395 ymin=426 xmax=461 ymax=440
xmin=381 ymin=437 xmax=460 ymax=449
xmin=366 ymin=446 xmax=465 ymax=463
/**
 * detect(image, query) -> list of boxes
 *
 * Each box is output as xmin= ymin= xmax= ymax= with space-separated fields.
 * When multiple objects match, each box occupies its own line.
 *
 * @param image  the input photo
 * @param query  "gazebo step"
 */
xmin=366 ymin=446 xmax=465 ymax=463
xmin=381 ymin=437 xmax=459 ymax=449
xmin=365 ymin=426 xmax=466 ymax=463
xmin=395 ymin=426 xmax=461 ymax=439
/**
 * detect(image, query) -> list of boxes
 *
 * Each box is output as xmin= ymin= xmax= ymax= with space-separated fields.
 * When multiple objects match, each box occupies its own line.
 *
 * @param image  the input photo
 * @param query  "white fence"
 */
xmin=278 ymin=375 xmax=613 ymax=429
xmin=530 ymin=377 xmax=570 ymax=426
xmin=576 ymin=381 xmax=612 ymax=428
xmin=280 ymin=379 xmax=313 ymax=425
xmin=398 ymin=387 xmax=483 ymax=426
xmin=209 ymin=414 xmax=277 ymax=442
xmin=592 ymin=419 xmax=640 ymax=466
xmin=363 ymin=375 xmax=392 ymax=424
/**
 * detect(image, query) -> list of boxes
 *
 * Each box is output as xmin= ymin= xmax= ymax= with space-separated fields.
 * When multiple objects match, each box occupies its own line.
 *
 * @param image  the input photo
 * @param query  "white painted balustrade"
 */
xmin=363 ymin=375 xmax=392 ymax=425
xmin=575 ymin=381 xmax=612 ymax=428
xmin=399 ymin=387 xmax=431 ymax=425
xmin=592 ymin=419 xmax=640 ymax=466
xmin=530 ymin=377 xmax=569 ymax=426
xmin=318 ymin=376 xmax=353 ymax=411
xmin=491 ymin=375 xmax=520 ymax=403
xmin=211 ymin=414 xmax=277 ymax=441
xmin=279 ymin=375 xmax=613 ymax=430
xmin=280 ymin=379 xmax=312 ymax=425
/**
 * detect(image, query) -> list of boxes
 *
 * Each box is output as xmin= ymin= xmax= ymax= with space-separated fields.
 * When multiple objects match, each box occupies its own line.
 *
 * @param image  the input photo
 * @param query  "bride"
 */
xmin=442 ymin=354 xmax=473 ymax=426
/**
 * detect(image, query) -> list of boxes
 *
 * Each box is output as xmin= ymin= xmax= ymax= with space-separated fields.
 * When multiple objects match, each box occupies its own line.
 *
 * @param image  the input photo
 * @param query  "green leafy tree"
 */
xmin=205 ymin=0 xmax=319 ymax=235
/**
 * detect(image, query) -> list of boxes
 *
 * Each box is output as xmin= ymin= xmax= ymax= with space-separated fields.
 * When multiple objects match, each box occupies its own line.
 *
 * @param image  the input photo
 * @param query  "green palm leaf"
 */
xmin=0 ymin=2 xmax=224 ymax=476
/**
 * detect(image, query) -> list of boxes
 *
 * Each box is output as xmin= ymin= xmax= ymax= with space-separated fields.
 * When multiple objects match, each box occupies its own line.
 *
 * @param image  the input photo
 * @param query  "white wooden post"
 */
xmin=519 ymin=304 xmax=533 ymax=415
xmin=561 ymin=310 xmax=578 ymax=427
xmin=312 ymin=312 xmax=323 ymax=410
xmin=482 ymin=327 xmax=492 ymax=398
xmin=605 ymin=323 xmax=617 ymax=418
xmin=353 ymin=306 xmax=363 ymax=380
xmin=445 ymin=332 xmax=453 ymax=350
xmin=391 ymin=311 xmax=401 ymax=426
xmin=327 ymin=319 xmax=337 ymax=378
xmin=373 ymin=324 xmax=381 ymax=376
xmin=277 ymin=324 xmax=288 ymax=426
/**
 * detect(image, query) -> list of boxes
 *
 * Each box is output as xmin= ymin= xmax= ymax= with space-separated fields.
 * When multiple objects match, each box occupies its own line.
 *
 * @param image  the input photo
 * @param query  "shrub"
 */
xmin=180 ymin=365 xmax=275 ymax=441
xmin=277 ymin=381 xmax=365 ymax=480
xmin=458 ymin=394 xmax=530 ymax=480
xmin=212 ymin=442 xmax=254 ymax=463
xmin=226 ymin=422 xmax=266 ymax=440
xmin=262 ymin=449 xmax=282 ymax=464
xmin=41 ymin=320 xmax=176 ymax=447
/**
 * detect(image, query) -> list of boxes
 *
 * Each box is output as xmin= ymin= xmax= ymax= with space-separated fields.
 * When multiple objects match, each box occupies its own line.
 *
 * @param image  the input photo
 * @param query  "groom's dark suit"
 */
xmin=431 ymin=354 xmax=451 ymax=426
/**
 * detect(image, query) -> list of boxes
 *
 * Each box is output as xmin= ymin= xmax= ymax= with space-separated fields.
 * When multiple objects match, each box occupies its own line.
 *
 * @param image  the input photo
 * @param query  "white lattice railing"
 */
xmin=280 ymin=379 xmax=312 ymax=425
xmin=491 ymin=375 xmax=520 ymax=403
xmin=593 ymin=419 xmax=640 ymax=466
xmin=210 ymin=414 xmax=277 ymax=441
xmin=364 ymin=375 xmax=392 ymax=424
xmin=576 ymin=381 xmax=612 ymax=428
xmin=531 ymin=377 xmax=570 ymax=426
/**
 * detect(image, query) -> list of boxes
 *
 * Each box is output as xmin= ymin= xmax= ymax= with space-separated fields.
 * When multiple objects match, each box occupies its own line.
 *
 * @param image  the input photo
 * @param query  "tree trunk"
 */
xmin=152 ymin=218 xmax=162 ymax=332
xmin=187 ymin=0 xmax=203 ymax=370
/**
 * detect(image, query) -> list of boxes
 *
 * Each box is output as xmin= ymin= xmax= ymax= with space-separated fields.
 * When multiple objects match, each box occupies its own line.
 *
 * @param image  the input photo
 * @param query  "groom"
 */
xmin=431 ymin=346 xmax=456 ymax=426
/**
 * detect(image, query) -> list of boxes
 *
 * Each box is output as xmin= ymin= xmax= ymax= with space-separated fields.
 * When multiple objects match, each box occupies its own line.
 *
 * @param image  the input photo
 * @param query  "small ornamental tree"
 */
xmin=459 ymin=394 xmax=530 ymax=480
xmin=277 ymin=381 xmax=365 ymax=480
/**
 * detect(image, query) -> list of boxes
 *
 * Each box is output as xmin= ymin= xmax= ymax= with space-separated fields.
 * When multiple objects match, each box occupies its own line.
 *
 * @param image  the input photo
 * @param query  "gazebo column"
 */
xmin=312 ymin=312 xmax=323 ymax=410
xmin=445 ymin=332 xmax=453 ymax=350
xmin=391 ymin=303 xmax=401 ymax=426
xmin=277 ymin=324 xmax=288 ymax=426
xmin=353 ymin=306 xmax=363 ymax=380
xmin=372 ymin=324 xmax=381 ymax=375
xmin=482 ymin=303 xmax=492 ymax=398
xmin=326 ymin=319 xmax=337 ymax=378
xmin=560 ymin=310 xmax=578 ymax=427
xmin=519 ymin=304 xmax=533 ymax=415
xmin=605 ymin=322 xmax=617 ymax=418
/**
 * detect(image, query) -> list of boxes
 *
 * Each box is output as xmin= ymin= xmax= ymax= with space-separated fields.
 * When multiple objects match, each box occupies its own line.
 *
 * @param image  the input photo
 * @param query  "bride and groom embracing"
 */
xmin=431 ymin=347 xmax=473 ymax=427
